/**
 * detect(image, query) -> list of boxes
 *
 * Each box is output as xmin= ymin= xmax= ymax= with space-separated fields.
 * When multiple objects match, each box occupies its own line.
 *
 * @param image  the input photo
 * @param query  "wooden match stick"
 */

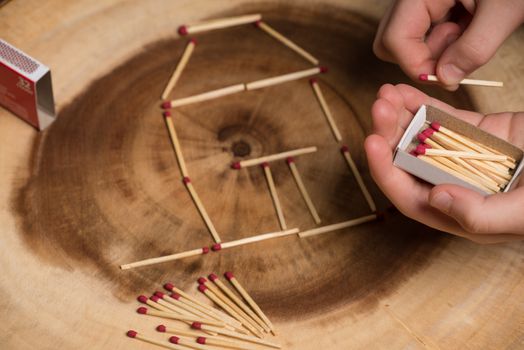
xmin=183 ymin=177 xmax=222 ymax=243
xmin=137 ymin=307 xmax=225 ymax=327
xmin=161 ymin=39 xmax=196 ymax=100
xmin=261 ymin=163 xmax=287 ymax=230
xmin=169 ymin=335 xmax=208 ymax=350
xmin=120 ymin=246 xmax=209 ymax=270
xmin=286 ymin=157 xmax=321 ymax=224
xmin=164 ymin=283 xmax=227 ymax=316
xmin=198 ymin=284 xmax=263 ymax=337
xmin=415 ymin=145 xmax=508 ymax=162
xmin=341 ymin=145 xmax=377 ymax=212
xmin=164 ymin=111 xmax=189 ymax=178
xmin=138 ymin=295 xmax=175 ymax=313
xmin=162 ymin=84 xmax=245 ymax=109
xmin=298 ymin=214 xmax=378 ymax=238
xmin=309 ymin=78 xmax=342 ymax=141
xmin=191 ymin=322 xmax=281 ymax=349
xmin=224 ymin=272 xmax=276 ymax=335
xmin=419 ymin=74 xmax=503 ymax=87
xmin=197 ymin=336 xmax=259 ymax=350
xmin=232 ymin=146 xmax=317 ymax=169
xmin=153 ymin=294 xmax=218 ymax=324
xmin=254 ymin=21 xmax=319 ymax=65
xmin=127 ymin=330 xmax=184 ymax=350
xmin=157 ymin=324 xmax=209 ymax=338
xmin=245 ymin=66 xmax=327 ymax=91
xmin=178 ymin=14 xmax=262 ymax=35
xmin=210 ymin=228 xmax=299 ymax=253
xmin=208 ymin=274 xmax=270 ymax=332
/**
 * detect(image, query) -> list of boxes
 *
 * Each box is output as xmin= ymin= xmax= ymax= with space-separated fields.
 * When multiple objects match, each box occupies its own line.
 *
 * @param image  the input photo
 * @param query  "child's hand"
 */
xmin=365 ymin=84 xmax=524 ymax=243
xmin=373 ymin=1 xmax=524 ymax=90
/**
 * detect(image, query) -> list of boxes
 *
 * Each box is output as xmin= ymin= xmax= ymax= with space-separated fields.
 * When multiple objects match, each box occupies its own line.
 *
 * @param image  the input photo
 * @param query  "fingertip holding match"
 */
xmin=211 ymin=243 xmax=222 ymax=251
xmin=137 ymin=306 xmax=148 ymax=314
xmin=197 ymin=277 xmax=207 ymax=285
xmin=319 ymin=66 xmax=328 ymax=73
xmin=178 ymin=25 xmax=188 ymax=36
xmin=161 ymin=101 xmax=172 ymax=109
xmin=198 ymin=284 xmax=208 ymax=293
xmin=127 ymin=330 xmax=138 ymax=338
xmin=231 ymin=161 xmax=241 ymax=170
xmin=419 ymin=73 xmax=429 ymax=81
xmin=157 ymin=325 xmax=167 ymax=332
xmin=164 ymin=282 xmax=174 ymax=291
xmin=224 ymin=271 xmax=234 ymax=280
xmin=208 ymin=273 xmax=218 ymax=281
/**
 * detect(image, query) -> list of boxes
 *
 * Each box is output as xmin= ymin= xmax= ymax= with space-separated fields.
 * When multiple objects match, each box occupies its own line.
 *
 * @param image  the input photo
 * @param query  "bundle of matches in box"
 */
xmin=128 ymin=272 xmax=280 ymax=350
xmin=394 ymin=105 xmax=523 ymax=195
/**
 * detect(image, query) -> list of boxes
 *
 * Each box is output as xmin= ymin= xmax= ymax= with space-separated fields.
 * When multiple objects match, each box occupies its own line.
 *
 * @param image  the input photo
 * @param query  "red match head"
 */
xmin=137 ymin=295 xmax=148 ymax=303
xmin=178 ymin=25 xmax=188 ymax=36
xmin=409 ymin=150 xmax=418 ymax=157
xmin=197 ymin=337 xmax=206 ymax=344
xmin=164 ymin=282 xmax=174 ymax=291
xmin=208 ymin=273 xmax=218 ymax=281
xmin=156 ymin=325 xmax=167 ymax=332
xmin=189 ymin=38 xmax=197 ymax=45
xmin=254 ymin=20 xmax=262 ymax=27
xmin=137 ymin=307 xmax=148 ymax=314
xmin=161 ymin=101 xmax=172 ymax=109
xmin=182 ymin=176 xmax=191 ymax=184
xmin=421 ymin=143 xmax=431 ymax=149
xmin=309 ymin=78 xmax=318 ymax=85
xmin=286 ymin=157 xmax=295 ymax=164
xmin=169 ymin=336 xmax=180 ymax=344
xmin=197 ymin=277 xmax=207 ymax=285
xmin=319 ymin=66 xmax=328 ymax=73
xmin=417 ymin=133 xmax=428 ymax=143
xmin=430 ymin=121 xmax=441 ymax=131
xmin=224 ymin=271 xmax=234 ymax=280
xmin=422 ymin=128 xmax=435 ymax=137
xmin=127 ymin=330 xmax=138 ymax=338
xmin=415 ymin=145 xmax=427 ymax=155
xmin=341 ymin=145 xmax=349 ymax=153
xmin=154 ymin=291 xmax=165 ymax=299
xmin=419 ymin=73 xmax=429 ymax=81
xmin=162 ymin=111 xmax=171 ymax=118
xmin=170 ymin=292 xmax=181 ymax=300
xmin=198 ymin=284 xmax=208 ymax=293
xmin=202 ymin=246 xmax=210 ymax=254
xmin=261 ymin=162 xmax=269 ymax=168
xmin=231 ymin=162 xmax=241 ymax=170
xmin=150 ymin=295 xmax=160 ymax=302
xmin=211 ymin=243 xmax=222 ymax=251
xmin=191 ymin=322 xmax=202 ymax=330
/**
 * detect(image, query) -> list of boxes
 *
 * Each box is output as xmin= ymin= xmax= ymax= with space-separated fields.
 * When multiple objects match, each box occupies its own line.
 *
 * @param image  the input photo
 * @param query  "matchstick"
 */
xmin=127 ymin=330 xmax=184 ymax=350
xmin=254 ymin=21 xmax=319 ymax=65
xmin=191 ymin=322 xmax=281 ymax=349
xmin=419 ymin=74 xmax=503 ymax=87
xmin=152 ymin=295 xmax=218 ymax=325
xmin=164 ymin=111 xmax=189 ymax=178
xmin=161 ymin=39 xmax=196 ymax=100
xmin=341 ymin=145 xmax=377 ymax=212
xmin=231 ymin=146 xmax=317 ymax=169
xmin=415 ymin=145 xmax=508 ymax=162
xmin=197 ymin=336 xmax=259 ymax=350
xmin=164 ymin=283 xmax=225 ymax=315
xmin=198 ymin=277 xmax=265 ymax=335
xmin=178 ymin=14 xmax=262 ymax=35
xmin=198 ymin=284 xmax=263 ymax=337
xmin=137 ymin=307 xmax=225 ymax=327
xmin=120 ymin=246 xmax=209 ymax=270
xmin=162 ymin=84 xmax=245 ymax=109
xmin=286 ymin=157 xmax=321 ymax=224
xmin=210 ymin=228 xmax=299 ymax=252
xmin=224 ymin=272 xmax=276 ymax=335
xmin=208 ymin=274 xmax=270 ymax=333
xmin=169 ymin=336 xmax=208 ymax=350
xmin=157 ymin=324 xmax=209 ymax=338
xmin=298 ymin=214 xmax=378 ymax=238
xmin=183 ymin=177 xmax=222 ymax=243
xmin=309 ymin=78 xmax=342 ymax=141
xmin=262 ymin=163 xmax=287 ymax=230
xmin=138 ymin=295 xmax=175 ymax=313
xmin=245 ymin=66 xmax=327 ymax=91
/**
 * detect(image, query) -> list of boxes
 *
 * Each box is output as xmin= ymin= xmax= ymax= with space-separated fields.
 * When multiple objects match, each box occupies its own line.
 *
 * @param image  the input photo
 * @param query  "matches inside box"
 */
xmin=394 ymin=105 xmax=524 ymax=195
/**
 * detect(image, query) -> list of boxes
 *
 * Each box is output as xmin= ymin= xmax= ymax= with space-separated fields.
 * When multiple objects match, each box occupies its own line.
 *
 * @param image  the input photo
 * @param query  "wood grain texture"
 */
xmin=0 ymin=1 xmax=523 ymax=349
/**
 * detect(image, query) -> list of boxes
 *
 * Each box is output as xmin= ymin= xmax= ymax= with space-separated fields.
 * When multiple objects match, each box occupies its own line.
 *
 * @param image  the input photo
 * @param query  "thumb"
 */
xmin=428 ymin=185 xmax=524 ymax=235
xmin=436 ymin=1 xmax=524 ymax=86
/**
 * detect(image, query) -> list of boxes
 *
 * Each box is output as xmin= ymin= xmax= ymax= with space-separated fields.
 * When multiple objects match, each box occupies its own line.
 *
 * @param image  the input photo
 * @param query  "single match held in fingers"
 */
xmin=161 ymin=38 xmax=196 ymax=100
xmin=286 ymin=157 xmax=321 ymax=224
xmin=163 ymin=111 xmax=189 ymax=178
xmin=419 ymin=74 xmax=503 ymax=87
xmin=191 ymin=322 xmax=281 ymax=349
xmin=254 ymin=20 xmax=319 ymax=65
xmin=127 ymin=330 xmax=183 ymax=350
xmin=298 ymin=214 xmax=378 ymax=238
xmin=162 ymin=83 xmax=246 ymax=109
xmin=341 ymin=145 xmax=377 ymax=212
xmin=262 ymin=162 xmax=287 ymax=230
xmin=310 ymin=78 xmax=342 ymax=141
xmin=231 ymin=146 xmax=317 ymax=169
xmin=119 ymin=246 xmax=209 ymax=270
xmin=178 ymin=14 xmax=262 ymax=35
xmin=245 ymin=66 xmax=327 ymax=91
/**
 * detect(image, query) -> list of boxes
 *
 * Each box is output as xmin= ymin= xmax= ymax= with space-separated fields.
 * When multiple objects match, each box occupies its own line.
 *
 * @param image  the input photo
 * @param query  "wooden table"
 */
xmin=1 ymin=1 xmax=523 ymax=349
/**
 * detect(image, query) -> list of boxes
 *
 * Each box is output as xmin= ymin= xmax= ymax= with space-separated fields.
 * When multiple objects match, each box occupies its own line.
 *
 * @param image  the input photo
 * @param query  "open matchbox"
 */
xmin=393 ymin=105 xmax=524 ymax=195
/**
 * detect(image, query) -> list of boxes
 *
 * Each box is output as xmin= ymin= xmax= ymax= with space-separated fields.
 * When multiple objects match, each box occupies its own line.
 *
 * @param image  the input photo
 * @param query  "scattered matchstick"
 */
xmin=245 ymin=66 xmax=327 ymax=91
xmin=341 ymin=145 xmax=377 ymax=212
xmin=164 ymin=111 xmax=189 ymax=178
xmin=138 ymin=295 xmax=174 ymax=313
xmin=161 ymin=39 xmax=196 ymax=100
xmin=261 ymin=162 xmax=287 ymax=230
xmin=286 ymin=157 xmax=321 ymax=224
xmin=120 ymin=246 xmax=209 ymax=270
xmin=232 ymin=146 xmax=317 ymax=169
xmin=197 ymin=335 xmax=259 ymax=350
xmin=224 ymin=272 xmax=276 ymax=335
xmin=414 ymin=145 xmax=508 ymax=162
xmin=157 ymin=324 xmax=210 ymax=337
xmin=169 ymin=336 xmax=208 ymax=350
xmin=178 ymin=14 xmax=262 ymax=35
xmin=151 ymin=295 xmax=214 ymax=323
xmin=162 ymin=83 xmax=245 ymax=109
xmin=210 ymin=228 xmax=299 ymax=252
xmin=183 ymin=177 xmax=222 ymax=243
xmin=127 ymin=330 xmax=183 ymax=350
xmin=191 ymin=322 xmax=281 ymax=349
xmin=419 ymin=74 xmax=503 ymax=87
xmin=254 ymin=21 xmax=319 ymax=65
xmin=309 ymin=78 xmax=342 ymax=141
xmin=298 ymin=214 xmax=378 ymax=238
xmin=137 ymin=306 xmax=225 ymax=327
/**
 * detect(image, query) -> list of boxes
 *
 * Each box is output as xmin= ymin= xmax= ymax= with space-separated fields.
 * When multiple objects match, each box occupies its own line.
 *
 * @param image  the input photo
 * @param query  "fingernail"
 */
xmin=430 ymin=191 xmax=453 ymax=213
xmin=439 ymin=64 xmax=465 ymax=85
